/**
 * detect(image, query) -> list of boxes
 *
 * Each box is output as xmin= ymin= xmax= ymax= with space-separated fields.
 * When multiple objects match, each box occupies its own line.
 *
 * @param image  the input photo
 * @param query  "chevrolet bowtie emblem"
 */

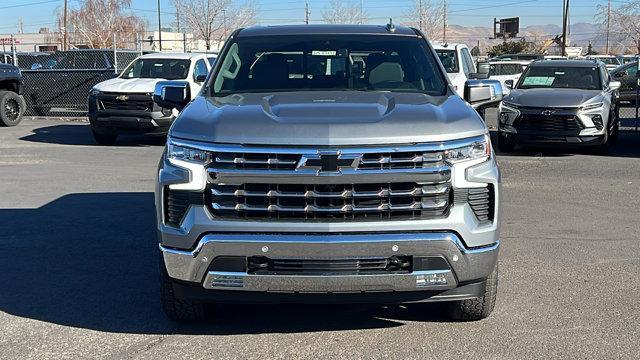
xmin=115 ymin=95 xmax=129 ymax=101
xmin=296 ymin=153 xmax=362 ymax=173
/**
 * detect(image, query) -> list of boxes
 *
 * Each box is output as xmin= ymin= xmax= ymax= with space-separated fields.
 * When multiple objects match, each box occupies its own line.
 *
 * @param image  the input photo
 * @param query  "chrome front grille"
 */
xmin=177 ymin=137 xmax=489 ymax=221
xmin=208 ymin=182 xmax=451 ymax=220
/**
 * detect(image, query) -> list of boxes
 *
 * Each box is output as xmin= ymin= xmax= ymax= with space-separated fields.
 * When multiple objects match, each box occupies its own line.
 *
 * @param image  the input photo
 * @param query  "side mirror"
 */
xmin=153 ymin=81 xmax=191 ymax=111
xmin=609 ymin=81 xmax=621 ymax=91
xmin=464 ymin=79 xmax=503 ymax=109
xmin=468 ymin=72 xmax=489 ymax=80
xmin=477 ymin=62 xmax=490 ymax=75
xmin=504 ymin=79 xmax=514 ymax=89
xmin=31 ymin=63 xmax=43 ymax=70
xmin=195 ymin=74 xmax=207 ymax=83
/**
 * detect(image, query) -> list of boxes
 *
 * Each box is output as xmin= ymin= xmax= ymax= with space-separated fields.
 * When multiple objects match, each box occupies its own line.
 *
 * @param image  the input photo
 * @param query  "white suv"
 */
xmin=431 ymin=42 xmax=477 ymax=96
xmin=88 ymin=52 xmax=217 ymax=145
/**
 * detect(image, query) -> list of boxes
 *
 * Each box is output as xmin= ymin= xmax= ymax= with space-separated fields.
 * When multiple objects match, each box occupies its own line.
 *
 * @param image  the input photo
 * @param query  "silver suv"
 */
xmin=498 ymin=59 xmax=621 ymax=152
xmin=153 ymin=24 xmax=503 ymax=321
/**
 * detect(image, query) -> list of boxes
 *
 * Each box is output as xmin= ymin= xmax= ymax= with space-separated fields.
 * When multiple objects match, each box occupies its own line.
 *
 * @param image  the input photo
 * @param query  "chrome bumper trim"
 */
xmin=159 ymin=233 xmax=499 ymax=290
xmin=202 ymin=270 xmax=456 ymax=292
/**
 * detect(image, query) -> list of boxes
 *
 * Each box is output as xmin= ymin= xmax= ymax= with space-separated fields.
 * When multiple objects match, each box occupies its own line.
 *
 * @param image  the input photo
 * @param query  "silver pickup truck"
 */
xmin=153 ymin=24 xmax=503 ymax=321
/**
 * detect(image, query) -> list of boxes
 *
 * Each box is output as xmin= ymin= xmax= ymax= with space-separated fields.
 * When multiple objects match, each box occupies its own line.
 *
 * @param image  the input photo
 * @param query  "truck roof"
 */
xmin=529 ymin=59 xmax=600 ymax=68
xmin=137 ymin=52 xmax=215 ymax=60
xmin=237 ymin=24 xmax=418 ymax=37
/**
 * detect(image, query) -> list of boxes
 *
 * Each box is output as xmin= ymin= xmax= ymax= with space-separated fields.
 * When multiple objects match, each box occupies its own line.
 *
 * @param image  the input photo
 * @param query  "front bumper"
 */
xmin=88 ymin=94 xmax=174 ymax=135
xmin=160 ymin=232 xmax=499 ymax=294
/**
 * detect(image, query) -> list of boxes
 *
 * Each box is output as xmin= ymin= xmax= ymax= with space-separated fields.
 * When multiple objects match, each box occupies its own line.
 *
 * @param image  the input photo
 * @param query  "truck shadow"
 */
xmin=0 ymin=192 xmax=449 ymax=335
xmin=19 ymin=123 xmax=165 ymax=147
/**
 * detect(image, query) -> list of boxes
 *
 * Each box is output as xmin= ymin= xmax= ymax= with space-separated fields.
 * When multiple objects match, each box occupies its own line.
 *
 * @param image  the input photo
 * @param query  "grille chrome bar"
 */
xmin=210 ymin=183 xmax=449 ymax=199
xmin=211 ymin=201 xmax=448 ymax=213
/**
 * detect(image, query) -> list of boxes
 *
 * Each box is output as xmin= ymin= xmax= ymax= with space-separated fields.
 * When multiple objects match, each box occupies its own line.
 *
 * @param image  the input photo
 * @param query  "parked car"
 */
xmin=617 ymin=55 xmax=638 ymax=65
xmin=498 ymin=60 xmax=620 ymax=152
xmin=610 ymin=61 xmax=639 ymax=105
xmin=0 ymin=63 xmax=26 ymax=126
xmin=30 ymin=49 xmax=140 ymax=70
xmin=153 ymin=24 xmax=504 ymax=322
xmin=490 ymin=53 xmax=543 ymax=62
xmin=585 ymin=55 xmax=621 ymax=71
xmin=487 ymin=60 xmax=530 ymax=94
xmin=432 ymin=42 xmax=478 ymax=96
xmin=88 ymin=52 xmax=216 ymax=145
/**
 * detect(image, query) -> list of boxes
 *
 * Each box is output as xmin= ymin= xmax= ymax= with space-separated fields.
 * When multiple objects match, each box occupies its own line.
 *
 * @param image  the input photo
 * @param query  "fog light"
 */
xmin=161 ymin=107 xmax=173 ymax=116
xmin=416 ymin=272 xmax=448 ymax=287
xmin=499 ymin=113 xmax=509 ymax=125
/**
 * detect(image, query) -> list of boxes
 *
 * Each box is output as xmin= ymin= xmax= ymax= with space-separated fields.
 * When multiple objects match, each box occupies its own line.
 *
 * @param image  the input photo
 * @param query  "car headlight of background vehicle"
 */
xmin=445 ymin=134 xmax=491 ymax=164
xmin=580 ymin=102 xmax=604 ymax=111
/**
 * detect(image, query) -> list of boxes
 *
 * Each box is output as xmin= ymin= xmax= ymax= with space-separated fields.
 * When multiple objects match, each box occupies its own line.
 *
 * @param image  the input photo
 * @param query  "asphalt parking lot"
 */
xmin=1 ymin=116 xmax=639 ymax=359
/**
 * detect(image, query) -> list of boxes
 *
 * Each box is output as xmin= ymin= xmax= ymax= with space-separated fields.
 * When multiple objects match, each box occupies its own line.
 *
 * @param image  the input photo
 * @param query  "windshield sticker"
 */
xmin=311 ymin=50 xmax=337 ymax=56
xmin=522 ymin=76 xmax=555 ymax=86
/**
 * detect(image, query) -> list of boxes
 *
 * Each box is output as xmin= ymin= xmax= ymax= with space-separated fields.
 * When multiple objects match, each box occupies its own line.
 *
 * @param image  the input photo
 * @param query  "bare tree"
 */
xmin=402 ymin=0 xmax=444 ymax=40
xmin=321 ymin=0 xmax=366 ymax=24
xmin=172 ymin=0 xmax=257 ymax=51
xmin=62 ymin=0 xmax=145 ymax=49
xmin=596 ymin=0 xmax=640 ymax=54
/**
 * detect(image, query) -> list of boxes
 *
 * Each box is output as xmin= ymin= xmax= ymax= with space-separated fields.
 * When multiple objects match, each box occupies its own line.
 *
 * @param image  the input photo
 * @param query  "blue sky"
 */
xmin=0 ymin=0 xmax=614 ymax=34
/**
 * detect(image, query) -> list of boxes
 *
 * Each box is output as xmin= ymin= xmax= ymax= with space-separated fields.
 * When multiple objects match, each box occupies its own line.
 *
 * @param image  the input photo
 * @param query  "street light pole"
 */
xmin=157 ymin=0 xmax=162 ymax=51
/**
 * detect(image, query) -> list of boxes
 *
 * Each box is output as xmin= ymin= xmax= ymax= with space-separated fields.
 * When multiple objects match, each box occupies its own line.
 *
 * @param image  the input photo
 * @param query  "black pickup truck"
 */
xmin=0 ymin=63 xmax=25 ymax=126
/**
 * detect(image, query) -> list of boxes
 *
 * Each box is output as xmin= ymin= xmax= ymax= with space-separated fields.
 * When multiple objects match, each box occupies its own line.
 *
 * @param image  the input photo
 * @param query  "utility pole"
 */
xmin=561 ymin=0 xmax=569 ymax=56
xmin=62 ymin=0 xmax=67 ymax=51
xmin=222 ymin=9 xmax=227 ymax=37
xmin=157 ymin=0 xmax=162 ymax=51
xmin=305 ymin=2 xmax=310 ymax=25
xmin=443 ymin=0 xmax=447 ymax=42
xmin=605 ymin=0 xmax=611 ymax=54
xmin=419 ymin=0 xmax=423 ymax=31
xmin=176 ymin=7 xmax=180 ymax=33
xmin=18 ymin=18 xmax=24 ymax=34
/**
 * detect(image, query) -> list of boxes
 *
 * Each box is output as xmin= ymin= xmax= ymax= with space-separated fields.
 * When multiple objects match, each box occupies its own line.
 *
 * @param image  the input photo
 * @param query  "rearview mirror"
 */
xmin=477 ymin=62 xmax=490 ymax=75
xmin=153 ymin=81 xmax=191 ymax=111
xmin=609 ymin=81 xmax=621 ymax=91
xmin=504 ymin=79 xmax=514 ymax=89
xmin=464 ymin=79 xmax=503 ymax=110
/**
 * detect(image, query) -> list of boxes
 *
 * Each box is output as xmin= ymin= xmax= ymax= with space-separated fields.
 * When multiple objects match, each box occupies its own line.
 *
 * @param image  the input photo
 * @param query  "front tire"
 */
xmin=448 ymin=263 xmax=498 ymax=321
xmin=159 ymin=253 xmax=205 ymax=322
xmin=496 ymin=132 xmax=515 ymax=153
xmin=92 ymin=130 xmax=118 ymax=145
xmin=0 ymin=91 xmax=26 ymax=127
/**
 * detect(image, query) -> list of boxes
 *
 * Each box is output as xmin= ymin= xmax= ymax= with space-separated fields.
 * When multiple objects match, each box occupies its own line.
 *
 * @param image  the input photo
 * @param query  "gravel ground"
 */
xmin=0 ymin=117 xmax=639 ymax=360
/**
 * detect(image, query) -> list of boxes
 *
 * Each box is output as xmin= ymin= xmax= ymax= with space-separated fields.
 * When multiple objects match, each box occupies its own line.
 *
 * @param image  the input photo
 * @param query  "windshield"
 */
xmin=211 ymin=35 xmax=447 ymax=96
xmin=121 ymin=58 xmax=190 ymax=80
xmin=489 ymin=63 xmax=526 ymax=76
xmin=435 ymin=49 xmax=458 ymax=73
xmin=517 ymin=66 xmax=602 ymax=90
xmin=602 ymin=57 xmax=620 ymax=65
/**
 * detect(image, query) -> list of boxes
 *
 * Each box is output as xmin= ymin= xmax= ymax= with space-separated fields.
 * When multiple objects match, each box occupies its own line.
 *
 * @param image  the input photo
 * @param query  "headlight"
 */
xmin=581 ymin=102 xmax=604 ymax=111
xmin=445 ymin=134 xmax=491 ymax=164
xmin=167 ymin=142 xmax=211 ymax=164
xmin=501 ymin=100 xmax=520 ymax=110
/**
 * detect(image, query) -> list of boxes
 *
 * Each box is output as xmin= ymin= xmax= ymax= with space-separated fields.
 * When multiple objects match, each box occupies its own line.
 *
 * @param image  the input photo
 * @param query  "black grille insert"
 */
xmin=248 ymin=256 xmax=412 ymax=275
xmin=164 ymin=189 xmax=204 ymax=227
xmin=467 ymin=186 xmax=494 ymax=224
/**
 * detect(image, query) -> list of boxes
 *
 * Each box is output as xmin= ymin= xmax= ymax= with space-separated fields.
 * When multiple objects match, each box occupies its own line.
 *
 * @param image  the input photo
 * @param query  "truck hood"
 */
xmin=170 ymin=91 xmax=487 ymax=146
xmin=93 ymin=77 xmax=163 ymax=93
xmin=506 ymin=88 xmax=602 ymax=107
